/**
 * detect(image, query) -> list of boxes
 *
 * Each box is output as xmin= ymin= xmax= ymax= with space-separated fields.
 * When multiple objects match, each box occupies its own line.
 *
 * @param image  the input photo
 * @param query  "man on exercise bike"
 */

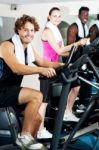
xmin=0 ymin=14 xmax=64 ymax=150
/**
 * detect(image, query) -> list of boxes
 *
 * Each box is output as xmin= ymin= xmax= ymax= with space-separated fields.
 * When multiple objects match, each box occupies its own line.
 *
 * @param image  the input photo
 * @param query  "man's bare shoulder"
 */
xmin=0 ymin=40 xmax=14 ymax=58
xmin=67 ymin=23 xmax=78 ymax=37
xmin=68 ymin=23 xmax=78 ymax=32
xmin=0 ymin=41 xmax=14 ymax=49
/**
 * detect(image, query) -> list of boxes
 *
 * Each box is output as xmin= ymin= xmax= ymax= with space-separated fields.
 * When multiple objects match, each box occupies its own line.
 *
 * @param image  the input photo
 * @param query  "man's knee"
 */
xmin=30 ymin=91 xmax=43 ymax=105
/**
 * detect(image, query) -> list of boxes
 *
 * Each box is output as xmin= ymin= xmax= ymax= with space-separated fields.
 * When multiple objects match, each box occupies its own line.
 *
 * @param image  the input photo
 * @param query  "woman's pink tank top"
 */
xmin=42 ymin=40 xmax=62 ymax=62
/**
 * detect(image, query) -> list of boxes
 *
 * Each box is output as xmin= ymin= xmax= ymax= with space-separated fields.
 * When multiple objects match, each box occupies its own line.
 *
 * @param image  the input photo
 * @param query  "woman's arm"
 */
xmin=42 ymin=28 xmax=87 ymax=56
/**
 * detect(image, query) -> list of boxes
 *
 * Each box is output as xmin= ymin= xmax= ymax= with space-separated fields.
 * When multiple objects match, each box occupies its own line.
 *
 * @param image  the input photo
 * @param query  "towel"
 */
xmin=75 ymin=18 xmax=89 ymax=38
xmin=46 ymin=21 xmax=64 ymax=46
xmin=12 ymin=34 xmax=35 ymax=64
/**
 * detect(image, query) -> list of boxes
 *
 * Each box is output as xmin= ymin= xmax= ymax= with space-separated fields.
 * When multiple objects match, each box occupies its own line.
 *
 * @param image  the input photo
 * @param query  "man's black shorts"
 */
xmin=0 ymin=86 xmax=25 ymax=113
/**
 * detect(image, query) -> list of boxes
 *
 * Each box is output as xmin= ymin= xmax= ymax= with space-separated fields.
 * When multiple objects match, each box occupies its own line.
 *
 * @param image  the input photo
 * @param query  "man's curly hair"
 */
xmin=14 ymin=14 xmax=39 ymax=34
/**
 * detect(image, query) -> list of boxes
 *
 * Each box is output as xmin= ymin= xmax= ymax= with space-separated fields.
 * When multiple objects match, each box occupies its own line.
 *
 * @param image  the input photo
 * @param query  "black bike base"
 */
xmin=0 ymin=144 xmax=21 ymax=150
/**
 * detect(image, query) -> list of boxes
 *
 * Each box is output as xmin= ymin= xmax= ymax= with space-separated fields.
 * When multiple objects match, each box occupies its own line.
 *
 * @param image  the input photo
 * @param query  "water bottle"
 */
xmin=91 ymin=76 xmax=98 ymax=95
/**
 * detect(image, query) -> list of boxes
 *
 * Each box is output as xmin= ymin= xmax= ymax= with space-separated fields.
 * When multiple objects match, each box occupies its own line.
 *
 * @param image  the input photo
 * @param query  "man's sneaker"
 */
xmin=37 ymin=128 xmax=52 ymax=139
xmin=63 ymin=113 xmax=80 ymax=122
xmin=16 ymin=134 xmax=44 ymax=150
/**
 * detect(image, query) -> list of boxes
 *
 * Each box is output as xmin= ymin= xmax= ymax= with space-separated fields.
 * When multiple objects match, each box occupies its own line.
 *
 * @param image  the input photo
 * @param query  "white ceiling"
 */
xmin=0 ymin=0 xmax=70 ymax=5
xmin=0 ymin=0 xmax=92 ymax=5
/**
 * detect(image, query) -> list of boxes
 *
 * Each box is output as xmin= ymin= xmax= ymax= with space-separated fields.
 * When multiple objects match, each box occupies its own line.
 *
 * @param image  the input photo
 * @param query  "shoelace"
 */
xmin=19 ymin=134 xmax=34 ymax=144
xmin=27 ymin=134 xmax=34 ymax=140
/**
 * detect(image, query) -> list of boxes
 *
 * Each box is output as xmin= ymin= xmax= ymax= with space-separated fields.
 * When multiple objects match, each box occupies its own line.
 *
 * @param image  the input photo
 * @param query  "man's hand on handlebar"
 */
xmin=40 ymin=67 xmax=56 ymax=78
xmin=80 ymin=38 xmax=90 ymax=46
